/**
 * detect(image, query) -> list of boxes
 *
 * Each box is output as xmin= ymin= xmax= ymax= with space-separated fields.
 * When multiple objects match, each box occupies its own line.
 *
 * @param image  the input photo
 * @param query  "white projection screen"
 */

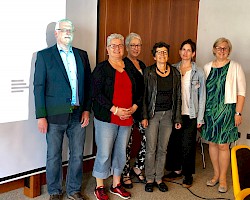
xmin=0 ymin=0 xmax=97 ymax=183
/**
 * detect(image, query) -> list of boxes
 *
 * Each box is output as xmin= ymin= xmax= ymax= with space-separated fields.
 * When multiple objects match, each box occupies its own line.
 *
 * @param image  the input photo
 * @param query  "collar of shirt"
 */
xmin=57 ymin=44 xmax=73 ymax=54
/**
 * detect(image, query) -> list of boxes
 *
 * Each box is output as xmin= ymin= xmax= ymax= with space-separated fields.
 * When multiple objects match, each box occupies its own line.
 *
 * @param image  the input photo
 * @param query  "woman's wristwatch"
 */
xmin=235 ymin=112 xmax=242 ymax=116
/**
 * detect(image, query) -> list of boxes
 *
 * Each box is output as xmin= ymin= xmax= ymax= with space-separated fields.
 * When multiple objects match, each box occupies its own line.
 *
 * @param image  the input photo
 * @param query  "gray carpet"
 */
xmin=0 ymin=144 xmax=234 ymax=200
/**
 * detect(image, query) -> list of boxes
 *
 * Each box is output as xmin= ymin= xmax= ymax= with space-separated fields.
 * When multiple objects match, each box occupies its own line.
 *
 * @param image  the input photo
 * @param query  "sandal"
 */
xmin=121 ymin=174 xmax=133 ymax=189
xmin=130 ymin=168 xmax=146 ymax=183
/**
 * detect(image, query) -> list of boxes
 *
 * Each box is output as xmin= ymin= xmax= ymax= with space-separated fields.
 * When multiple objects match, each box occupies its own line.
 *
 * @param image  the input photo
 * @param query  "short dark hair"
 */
xmin=180 ymin=39 xmax=196 ymax=52
xmin=151 ymin=42 xmax=170 ymax=57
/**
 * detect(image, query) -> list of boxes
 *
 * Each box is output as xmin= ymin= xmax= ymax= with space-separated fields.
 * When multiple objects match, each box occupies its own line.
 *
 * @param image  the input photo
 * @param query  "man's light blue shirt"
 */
xmin=57 ymin=45 xmax=79 ymax=106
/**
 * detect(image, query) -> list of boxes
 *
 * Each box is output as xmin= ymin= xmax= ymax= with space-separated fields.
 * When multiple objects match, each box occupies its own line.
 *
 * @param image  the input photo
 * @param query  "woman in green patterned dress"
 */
xmin=201 ymin=38 xmax=246 ymax=193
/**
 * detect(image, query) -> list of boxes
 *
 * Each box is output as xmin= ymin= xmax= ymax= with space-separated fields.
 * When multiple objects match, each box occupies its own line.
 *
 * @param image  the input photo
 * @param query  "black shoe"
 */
xmin=163 ymin=171 xmax=182 ymax=181
xmin=156 ymin=182 xmax=168 ymax=192
xmin=121 ymin=174 xmax=133 ymax=189
xmin=145 ymin=182 xmax=154 ymax=192
xmin=182 ymin=176 xmax=193 ymax=188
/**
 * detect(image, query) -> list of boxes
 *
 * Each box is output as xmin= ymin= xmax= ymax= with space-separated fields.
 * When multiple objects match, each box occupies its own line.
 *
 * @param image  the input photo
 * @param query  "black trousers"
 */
xmin=166 ymin=115 xmax=197 ymax=176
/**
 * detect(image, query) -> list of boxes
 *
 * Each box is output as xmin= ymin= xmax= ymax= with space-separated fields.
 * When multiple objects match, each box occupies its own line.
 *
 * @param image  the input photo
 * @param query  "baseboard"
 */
xmin=0 ymin=158 xmax=95 ymax=194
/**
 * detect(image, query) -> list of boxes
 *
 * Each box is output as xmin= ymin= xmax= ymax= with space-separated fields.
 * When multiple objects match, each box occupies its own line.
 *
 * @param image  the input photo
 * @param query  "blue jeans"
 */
xmin=46 ymin=109 xmax=86 ymax=195
xmin=145 ymin=111 xmax=173 ymax=182
xmin=92 ymin=118 xmax=131 ymax=179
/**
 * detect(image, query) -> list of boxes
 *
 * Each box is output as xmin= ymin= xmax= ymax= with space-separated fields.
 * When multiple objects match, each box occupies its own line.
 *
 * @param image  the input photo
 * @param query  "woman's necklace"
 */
xmin=156 ymin=66 xmax=168 ymax=74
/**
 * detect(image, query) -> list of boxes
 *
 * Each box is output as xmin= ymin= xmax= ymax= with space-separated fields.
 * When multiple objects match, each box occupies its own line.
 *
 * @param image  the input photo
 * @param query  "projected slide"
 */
xmin=0 ymin=1 xmax=65 ymax=123
xmin=0 ymin=0 xmax=97 ymax=184
xmin=0 ymin=0 xmax=66 ymax=179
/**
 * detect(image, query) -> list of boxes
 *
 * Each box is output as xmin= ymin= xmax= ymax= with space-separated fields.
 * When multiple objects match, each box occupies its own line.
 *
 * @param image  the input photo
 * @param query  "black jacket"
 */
xmin=123 ymin=57 xmax=146 ymax=122
xmin=142 ymin=63 xmax=182 ymax=124
xmin=92 ymin=60 xmax=140 ymax=123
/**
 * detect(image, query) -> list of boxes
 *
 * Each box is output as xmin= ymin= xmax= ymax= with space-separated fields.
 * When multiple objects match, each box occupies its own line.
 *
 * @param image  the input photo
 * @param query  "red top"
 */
xmin=111 ymin=70 xmax=133 ymax=126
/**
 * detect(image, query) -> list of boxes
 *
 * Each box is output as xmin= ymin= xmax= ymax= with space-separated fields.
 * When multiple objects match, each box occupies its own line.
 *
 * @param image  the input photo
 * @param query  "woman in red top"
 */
xmin=92 ymin=33 xmax=140 ymax=200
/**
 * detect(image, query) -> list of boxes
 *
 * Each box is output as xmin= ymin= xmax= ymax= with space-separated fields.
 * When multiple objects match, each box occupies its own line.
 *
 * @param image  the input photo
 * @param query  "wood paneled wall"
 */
xmin=98 ymin=0 xmax=199 ymax=66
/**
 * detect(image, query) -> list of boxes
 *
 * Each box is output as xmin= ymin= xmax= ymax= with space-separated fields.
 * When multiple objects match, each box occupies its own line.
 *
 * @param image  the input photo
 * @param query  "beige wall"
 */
xmin=66 ymin=0 xmax=97 ymax=158
xmin=196 ymin=0 xmax=250 ymax=145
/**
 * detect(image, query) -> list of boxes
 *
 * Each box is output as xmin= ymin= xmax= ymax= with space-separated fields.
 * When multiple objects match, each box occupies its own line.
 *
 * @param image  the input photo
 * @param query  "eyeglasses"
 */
xmin=156 ymin=50 xmax=168 ymax=55
xmin=56 ymin=29 xmax=75 ymax=33
xmin=215 ymin=46 xmax=229 ymax=52
xmin=108 ymin=44 xmax=124 ymax=49
xmin=130 ymin=44 xmax=142 ymax=49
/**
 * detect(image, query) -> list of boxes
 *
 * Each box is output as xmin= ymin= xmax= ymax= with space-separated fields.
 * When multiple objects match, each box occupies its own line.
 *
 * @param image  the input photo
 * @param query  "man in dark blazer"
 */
xmin=34 ymin=19 xmax=91 ymax=200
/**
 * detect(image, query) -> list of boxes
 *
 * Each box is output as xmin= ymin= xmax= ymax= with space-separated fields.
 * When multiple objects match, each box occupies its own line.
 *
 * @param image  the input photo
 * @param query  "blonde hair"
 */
xmin=213 ymin=37 xmax=232 ymax=55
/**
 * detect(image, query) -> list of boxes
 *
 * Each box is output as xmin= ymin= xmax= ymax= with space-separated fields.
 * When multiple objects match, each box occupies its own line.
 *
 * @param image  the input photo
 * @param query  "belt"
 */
xmin=70 ymin=105 xmax=80 ymax=110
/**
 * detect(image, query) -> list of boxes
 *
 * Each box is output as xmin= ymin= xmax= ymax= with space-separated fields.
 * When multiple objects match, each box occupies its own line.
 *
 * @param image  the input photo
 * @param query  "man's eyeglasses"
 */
xmin=215 ymin=46 xmax=229 ymax=52
xmin=108 ymin=44 xmax=124 ymax=49
xmin=130 ymin=44 xmax=142 ymax=49
xmin=156 ymin=50 xmax=168 ymax=55
xmin=56 ymin=29 xmax=75 ymax=33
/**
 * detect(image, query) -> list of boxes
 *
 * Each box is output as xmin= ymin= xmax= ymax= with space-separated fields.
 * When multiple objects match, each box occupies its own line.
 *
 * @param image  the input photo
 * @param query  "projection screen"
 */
xmin=0 ymin=0 xmax=97 ymax=184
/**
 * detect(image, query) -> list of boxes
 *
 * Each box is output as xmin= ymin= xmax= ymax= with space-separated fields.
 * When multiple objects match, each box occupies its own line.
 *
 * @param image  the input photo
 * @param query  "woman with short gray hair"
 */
xmin=121 ymin=33 xmax=147 ymax=189
xmin=92 ymin=33 xmax=140 ymax=200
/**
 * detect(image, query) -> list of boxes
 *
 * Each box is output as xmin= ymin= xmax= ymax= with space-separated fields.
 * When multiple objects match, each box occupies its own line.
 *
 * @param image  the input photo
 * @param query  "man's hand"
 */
xmin=38 ymin=118 xmax=48 ymax=133
xmin=81 ymin=111 xmax=90 ymax=127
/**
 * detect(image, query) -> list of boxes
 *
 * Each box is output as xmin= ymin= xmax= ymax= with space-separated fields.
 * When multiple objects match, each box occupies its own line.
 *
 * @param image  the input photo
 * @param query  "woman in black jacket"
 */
xmin=92 ymin=33 xmax=140 ymax=200
xmin=142 ymin=42 xmax=182 ymax=193
xmin=121 ymin=33 xmax=147 ymax=189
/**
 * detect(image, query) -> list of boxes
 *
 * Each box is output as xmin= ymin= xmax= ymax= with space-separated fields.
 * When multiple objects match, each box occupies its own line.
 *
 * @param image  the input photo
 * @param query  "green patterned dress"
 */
xmin=201 ymin=62 xmax=238 ymax=144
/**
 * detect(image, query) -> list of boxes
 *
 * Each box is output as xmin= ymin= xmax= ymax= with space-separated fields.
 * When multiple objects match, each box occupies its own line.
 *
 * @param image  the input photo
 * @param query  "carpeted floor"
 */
xmin=0 ymin=143 xmax=234 ymax=200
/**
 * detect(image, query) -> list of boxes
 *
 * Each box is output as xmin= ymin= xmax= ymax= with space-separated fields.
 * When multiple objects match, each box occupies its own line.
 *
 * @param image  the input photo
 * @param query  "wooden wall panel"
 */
xmin=97 ymin=0 xmax=107 ymax=62
xmin=98 ymin=0 xmax=199 ymax=65
xmin=169 ymin=0 xmax=199 ymax=63
xmin=98 ymin=0 xmax=130 ymax=62
xmin=150 ymin=0 xmax=172 ymax=65
xmin=106 ymin=0 xmax=130 ymax=36
xmin=150 ymin=0 xmax=171 ymax=44
xmin=130 ymin=0 xmax=152 ymax=66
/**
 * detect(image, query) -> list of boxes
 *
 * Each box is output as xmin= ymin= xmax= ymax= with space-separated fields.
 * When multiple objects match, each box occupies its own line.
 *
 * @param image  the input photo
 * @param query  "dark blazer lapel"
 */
xmin=73 ymin=48 xmax=84 ymax=99
xmin=51 ymin=45 xmax=70 ymax=84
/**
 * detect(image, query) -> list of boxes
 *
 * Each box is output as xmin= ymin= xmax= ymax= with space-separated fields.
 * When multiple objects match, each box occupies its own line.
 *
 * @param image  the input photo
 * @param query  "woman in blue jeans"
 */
xmin=92 ymin=33 xmax=141 ymax=200
xmin=142 ymin=42 xmax=182 ymax=193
